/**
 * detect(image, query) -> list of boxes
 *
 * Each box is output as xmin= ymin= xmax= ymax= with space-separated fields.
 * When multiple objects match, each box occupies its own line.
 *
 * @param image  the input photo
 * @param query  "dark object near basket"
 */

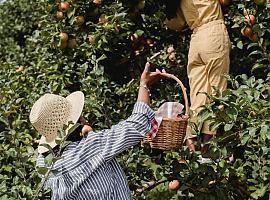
xmin=144 ymin=73 xmax=189 ymax=150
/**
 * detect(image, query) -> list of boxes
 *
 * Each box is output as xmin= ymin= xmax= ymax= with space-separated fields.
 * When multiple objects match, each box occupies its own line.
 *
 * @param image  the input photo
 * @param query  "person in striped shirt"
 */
xmin=30 ymin=62 xmax=162 ymax=200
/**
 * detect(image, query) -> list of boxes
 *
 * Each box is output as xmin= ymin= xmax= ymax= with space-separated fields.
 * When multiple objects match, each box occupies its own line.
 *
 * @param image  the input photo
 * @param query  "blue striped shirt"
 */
xmin=36 ymin=102 xmax=155 ymax=200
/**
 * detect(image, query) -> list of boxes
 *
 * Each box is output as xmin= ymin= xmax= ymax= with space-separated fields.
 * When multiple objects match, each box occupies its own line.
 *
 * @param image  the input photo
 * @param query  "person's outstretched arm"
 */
xmin=75 ymin=63 xmax=163 ymax=162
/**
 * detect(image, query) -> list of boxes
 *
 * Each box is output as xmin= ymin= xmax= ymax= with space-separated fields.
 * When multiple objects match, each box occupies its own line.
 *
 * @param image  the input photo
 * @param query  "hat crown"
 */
xmin=30 ymin=94 xmax=72 ymax=141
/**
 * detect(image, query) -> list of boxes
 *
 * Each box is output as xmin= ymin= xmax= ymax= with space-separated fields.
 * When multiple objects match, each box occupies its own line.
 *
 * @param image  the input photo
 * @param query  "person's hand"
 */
xmin=140 ymin=62 xmax=163 ymax=87
xmin=78 ymin=116 xmax=93 ymax=136
xmin=81 ymin=125 xmax=93 ymax=136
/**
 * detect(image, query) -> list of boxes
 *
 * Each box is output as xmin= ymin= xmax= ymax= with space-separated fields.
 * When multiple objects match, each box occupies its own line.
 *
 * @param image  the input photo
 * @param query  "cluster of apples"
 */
xmin=241 ymin=11 xmax=258 ymax=42
xmin=167 ymin=46 xmax=175 ymax=64
xmin=129 ymin=33 xmax=155 ymax=55
xmin=56 ymin=0 xmax=104 ymax=49
xmin=58 ymin=32 xmax=77 ymax=49
xmin=56 ymin=2 xmax=86 ymax=26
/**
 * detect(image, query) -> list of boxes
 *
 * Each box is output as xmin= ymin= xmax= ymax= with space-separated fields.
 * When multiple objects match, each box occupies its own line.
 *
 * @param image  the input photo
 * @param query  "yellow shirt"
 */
xmin=166 ymin=0 xmax=224 ymax=31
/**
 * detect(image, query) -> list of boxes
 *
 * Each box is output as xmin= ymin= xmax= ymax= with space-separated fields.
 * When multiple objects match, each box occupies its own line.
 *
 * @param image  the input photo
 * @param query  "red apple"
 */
xmin=59 ymin=32 xmax=69 ymax=42
xmin=58 ymin=2 xmax=70 ymax=12
xmin=56 ymin=11 xmax=64 ymax=20
xmin=167 ymin=46 xmax=174 ymax=54
xmin=98 ymin=14 xmax=106 ymax=24
xmin=219 ymin=0 xmax=231 ymax=6
xmin=168 ymin=52 xmax=175 ymax=61
xmin=146 ymin=39 xmax=154 ymax=46
xmin=137 ymin=0 xmax=145 ymax=10
xmin=130 ymin=33 xmax=139 ymax=42
xmin=58 ymin=40 xmax=67 ymax=49
xmin=67 ymin=38 xmax=77 ymax=49
xmin=242 ymin=26 xmax=253 ymax=37
xmin=254 ymin=0 xmax=266 ymax=5
xmin=88 ymin=35 xmax=96 ymax=45
xmin=244 ymin=15 xmax=256 ymax=25
xmin=249 ymin=33 xmax=258 ymax=42
xmin=178 ymin=158 xmax=187 ymax=164
xmin=168 ymin=180 xmax=180 ymax=191
xmin=93 ymin=0 xmax=102 ymax=5
xmin=75 ymin=16 xmax=85 ymax=26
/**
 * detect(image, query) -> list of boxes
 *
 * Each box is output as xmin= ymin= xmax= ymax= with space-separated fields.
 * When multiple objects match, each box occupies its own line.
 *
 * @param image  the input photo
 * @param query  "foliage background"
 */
xmin=0 ymin=0 xmax=269 ymax=199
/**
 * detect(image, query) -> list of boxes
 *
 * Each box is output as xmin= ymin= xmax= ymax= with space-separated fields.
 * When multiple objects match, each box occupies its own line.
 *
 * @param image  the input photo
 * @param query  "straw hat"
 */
xmin=29 ymin=91 xmax=84 ymax=154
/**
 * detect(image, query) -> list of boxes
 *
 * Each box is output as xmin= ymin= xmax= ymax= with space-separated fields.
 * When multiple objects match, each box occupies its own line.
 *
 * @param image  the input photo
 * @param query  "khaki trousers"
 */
xmin=186 ymin=20 xmax=231 ymax=138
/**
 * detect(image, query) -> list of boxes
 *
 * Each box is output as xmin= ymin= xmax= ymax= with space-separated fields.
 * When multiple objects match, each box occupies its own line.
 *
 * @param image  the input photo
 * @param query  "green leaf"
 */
xmin=136 ymin=30 xmax=144 ymax=36
xmin=39 ymin=143 xmax=53 ymax=153
xmin=224 ymin=123 xmax=234 ymax=131
xmin=237 ymin=40 xmax=243 ymax=49
xmin=66 ymin=123 xmax=80 ymax=136
xmin=247 ymin=42 xmax=259 ymax=49
xmin=44 ymin=153 xmax=53 ymax=165
xmin=248 ymin=50 xmax=263 ymax=57
xmin=15 ymin=168 xmax=25 ymax=179
xmin=0 ymin=116 xmax=9 ymax=126
xmin=251 ymin=63 xmax=266 ymax=72
xmin=36 ymin=167 xmax=49 ymax=175
xmin=67 ymin=7 xmax=76 ymax=19
xmin=241 ymin=135 xmax=250 ymax=145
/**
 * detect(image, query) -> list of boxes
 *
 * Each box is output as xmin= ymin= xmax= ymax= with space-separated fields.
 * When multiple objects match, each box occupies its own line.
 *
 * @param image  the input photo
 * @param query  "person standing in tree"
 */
xmin=165 ymin=0 xmax=231 ymax=153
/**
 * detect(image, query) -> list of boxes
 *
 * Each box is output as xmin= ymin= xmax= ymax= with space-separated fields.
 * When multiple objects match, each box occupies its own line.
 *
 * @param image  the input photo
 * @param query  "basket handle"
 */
xmin=159 ymin=72 xmax=189 ymax=117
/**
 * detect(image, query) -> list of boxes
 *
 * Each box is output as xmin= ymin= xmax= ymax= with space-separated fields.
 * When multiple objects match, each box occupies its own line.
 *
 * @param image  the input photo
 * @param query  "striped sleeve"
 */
xmin=77 ymin=102 xmax=155 ymax=162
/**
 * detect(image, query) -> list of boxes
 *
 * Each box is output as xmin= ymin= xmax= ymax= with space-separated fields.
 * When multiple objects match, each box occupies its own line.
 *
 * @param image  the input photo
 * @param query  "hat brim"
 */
xmin=66 ymin=91 xmax=85 ymax=124
xmin=38 ymin=91 xmax=85 ymax=154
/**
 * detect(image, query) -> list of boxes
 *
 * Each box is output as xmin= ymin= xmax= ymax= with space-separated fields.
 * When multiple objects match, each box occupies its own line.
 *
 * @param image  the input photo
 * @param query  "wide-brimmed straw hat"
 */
xmin=29 ymin=91 xmax=84 ymax=154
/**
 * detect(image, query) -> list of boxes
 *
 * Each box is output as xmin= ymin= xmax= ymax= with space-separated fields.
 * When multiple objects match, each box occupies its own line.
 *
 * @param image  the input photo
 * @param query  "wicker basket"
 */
xmin=144 ymin=73 xmax=189 ymax=150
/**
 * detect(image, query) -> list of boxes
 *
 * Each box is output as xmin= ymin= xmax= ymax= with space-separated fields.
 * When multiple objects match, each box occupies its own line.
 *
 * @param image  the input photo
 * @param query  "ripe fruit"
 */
xmin=58 ymin=2 xmax=70 ymax=12
xmin=98 ymin=14 xmax=106 ymax=24
xmin=58 ymin=40 xmax=67 ymax=49
xmin=244 ymin=15 xmax=256 ymax=25
xmin=88 ymin=35 xmax=96 ymax=45
xmin=103 ymin=23 xmax=113 ymax=32
xmin=250 ymin=111 xmax=257 ymax=117
xmin=146 ymin=39 xmax=154 ymax=47
xmin=168 ymin=180 xmax=180 ymax=191
xmin=93 ymin=0 xmax=102 ymax=5
xmin=16 ymin=66 xmax=24 ymax=73
xmin=67 ymin=38 xmax=77 ymax=49
xmin=130 ymin=33 xmax=139 ymax=42
xmin=168 ymin=52 xmax=175 ymax=61
xmin=137 ymin=0 xmax=145 ymax=10
xmin=242 ymin=26 xmax=253 ymax=37
xmin=254 ymin=0 xmax=266 ymax=5
xmin=56 ymin=11 xmax=64 ymax=20
xmin=178 ymin=158 xmax=187 ymax=164
xmin=249 ymin=34 xmax=258 ymax=42
xmin=75 ymin=16 xmax=85 ymax=26
xmin=219 ymin=0 xmax=231 ymax=6
xmin=167 ymin=46 xmax=174 ymax=54
xmin=218 ymin=104 xmax=224 ymax=111
xmin=59 ymin=32 xmax=69 ymax=42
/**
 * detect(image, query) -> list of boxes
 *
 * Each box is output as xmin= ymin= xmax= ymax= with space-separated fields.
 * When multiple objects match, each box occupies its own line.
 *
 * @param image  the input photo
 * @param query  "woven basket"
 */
xmin=144 ymin=73 xmax=189 ymax=150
